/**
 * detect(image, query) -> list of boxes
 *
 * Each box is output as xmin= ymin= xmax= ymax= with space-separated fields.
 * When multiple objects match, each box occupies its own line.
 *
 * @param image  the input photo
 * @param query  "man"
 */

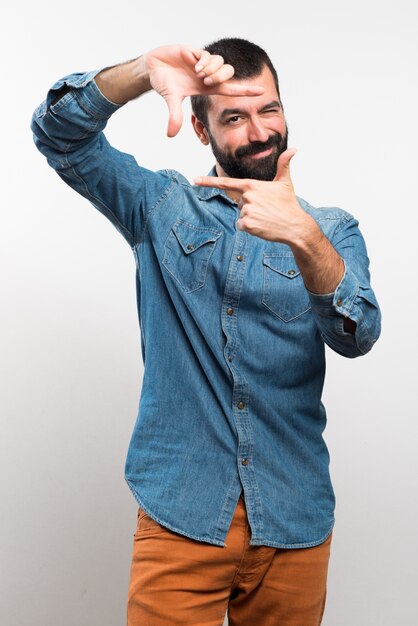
xmin=31 ymin=39 xmax=381 ymax=626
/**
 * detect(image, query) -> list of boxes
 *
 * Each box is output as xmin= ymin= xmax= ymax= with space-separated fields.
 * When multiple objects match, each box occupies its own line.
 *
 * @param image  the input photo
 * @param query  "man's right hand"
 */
xmin=144 ymin=44 xmax=265 ymax=137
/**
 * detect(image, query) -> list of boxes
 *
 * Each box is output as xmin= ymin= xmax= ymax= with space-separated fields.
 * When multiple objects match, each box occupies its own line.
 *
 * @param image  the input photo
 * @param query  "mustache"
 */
xmin=235 ymin=133 xmax=283 ymax=158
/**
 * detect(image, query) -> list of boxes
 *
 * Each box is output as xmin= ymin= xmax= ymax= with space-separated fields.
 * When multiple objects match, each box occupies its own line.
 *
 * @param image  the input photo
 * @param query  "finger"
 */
xmin=190 ymin=47 xmax=205 ymax=62
xmin=202 ymin=63 xmax=234 ymax=86
xmin=207 ymin=81 xmax=265 ymax=97
xmin=236 ymin=217 xmax=244 ymax=231
xmin=196 ymin=54 xmax=225 ymax=79
xmin=165 ymin=94 xmax=184 ymax=138
xmin=194 ymin=49 xmax=211 ymax=73
xmin=273 ymin=147 xmax=297 ymax=183
xmin=193 ymin=175 xmax=251 ymax=192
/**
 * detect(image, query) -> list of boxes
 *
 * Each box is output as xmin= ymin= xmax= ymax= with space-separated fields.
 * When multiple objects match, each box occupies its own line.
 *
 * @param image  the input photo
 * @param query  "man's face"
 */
xmin=203 ymin=65 xmax=288 ymax=181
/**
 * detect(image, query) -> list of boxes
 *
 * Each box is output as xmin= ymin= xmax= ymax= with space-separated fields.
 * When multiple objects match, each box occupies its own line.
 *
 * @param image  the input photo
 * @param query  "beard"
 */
xmin=206 ymin=124 xmax=288 ymax=181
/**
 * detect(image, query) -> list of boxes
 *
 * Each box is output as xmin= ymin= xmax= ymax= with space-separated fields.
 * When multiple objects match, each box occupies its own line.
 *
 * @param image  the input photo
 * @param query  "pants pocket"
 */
xmin=134 ymin=507 xmax=168 ymax=537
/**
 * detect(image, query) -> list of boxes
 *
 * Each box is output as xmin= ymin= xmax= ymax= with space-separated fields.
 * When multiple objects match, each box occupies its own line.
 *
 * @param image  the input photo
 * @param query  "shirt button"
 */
xmin=237 ymin=401 xmax=245 ymax=410
xmin=236 ymin=255 xmax=244 ymax=261
xmin=227 ymin=307 xmax=234 ymax=315
xmin=337 ymin=298 xmax=343 ymax=306
xmin=287 ymin=269 xmax=296 ymax=275
xmin=241 ymin=458 xmax=249 ymax=465
xmin=187 ymin=243 xmax=194 ymax=250
xmin=228 ymin=355 xmax=233 ymax=362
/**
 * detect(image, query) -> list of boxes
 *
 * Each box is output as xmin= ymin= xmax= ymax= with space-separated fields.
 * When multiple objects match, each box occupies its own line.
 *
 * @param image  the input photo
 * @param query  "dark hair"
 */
xmin=190 ymin=37 xmax=281 ymax=128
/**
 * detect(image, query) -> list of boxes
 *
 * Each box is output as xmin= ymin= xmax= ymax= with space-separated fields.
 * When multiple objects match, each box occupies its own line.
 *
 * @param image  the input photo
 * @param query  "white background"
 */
xmin=2 ymin=1 xmax=417 ymax=624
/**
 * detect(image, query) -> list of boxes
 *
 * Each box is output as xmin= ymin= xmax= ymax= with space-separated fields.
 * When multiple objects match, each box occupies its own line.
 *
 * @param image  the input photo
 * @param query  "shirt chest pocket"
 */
xmin=162 ymin=220 xmax=223 ymax=293
xmin=262 ymin=253 xmax=311 ymax=322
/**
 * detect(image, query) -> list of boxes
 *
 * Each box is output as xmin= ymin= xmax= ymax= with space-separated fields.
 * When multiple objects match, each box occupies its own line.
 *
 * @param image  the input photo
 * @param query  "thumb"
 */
xmin=165 ymin=94 xmax=184 ymax=138
xmin=274 ymin=147 xmax=297 ymax=183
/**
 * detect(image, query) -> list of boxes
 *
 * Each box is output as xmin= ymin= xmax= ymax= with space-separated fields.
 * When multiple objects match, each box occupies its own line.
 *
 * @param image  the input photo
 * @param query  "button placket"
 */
xmin=220 ymin=233 xmax=259 ymax=522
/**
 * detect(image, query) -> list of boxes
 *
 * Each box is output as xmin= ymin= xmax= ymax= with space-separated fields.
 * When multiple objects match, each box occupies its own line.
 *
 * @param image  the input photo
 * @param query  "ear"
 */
xmin=191 ymin=114 xmax=210 ymax=146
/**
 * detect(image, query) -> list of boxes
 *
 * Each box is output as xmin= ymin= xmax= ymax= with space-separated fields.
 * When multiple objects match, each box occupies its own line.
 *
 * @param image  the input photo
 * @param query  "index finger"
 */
xmin=193 ymin=175 xmax=251 ymax=192
xmin=206 ymin=82 xmax=265 ymax=97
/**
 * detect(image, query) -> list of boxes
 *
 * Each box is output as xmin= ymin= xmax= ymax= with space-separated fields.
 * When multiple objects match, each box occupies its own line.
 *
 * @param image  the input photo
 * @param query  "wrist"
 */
xmin=133 ymin=54 xmax=152 ymax=93
xmin=95 ymin=55 xmax=152 ymax=105
xmin=283 ymin=209 xmax=321 ymax=252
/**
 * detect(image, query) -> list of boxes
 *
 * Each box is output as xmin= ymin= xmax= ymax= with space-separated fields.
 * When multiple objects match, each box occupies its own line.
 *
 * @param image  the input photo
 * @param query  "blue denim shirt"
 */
xmin=31 ymin=68 xmax=381 ymax=548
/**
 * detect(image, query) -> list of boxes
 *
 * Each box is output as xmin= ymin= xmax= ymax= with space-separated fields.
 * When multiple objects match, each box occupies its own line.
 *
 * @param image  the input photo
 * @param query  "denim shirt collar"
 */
xmin=194 ymin=164 xmax=238 ymax=206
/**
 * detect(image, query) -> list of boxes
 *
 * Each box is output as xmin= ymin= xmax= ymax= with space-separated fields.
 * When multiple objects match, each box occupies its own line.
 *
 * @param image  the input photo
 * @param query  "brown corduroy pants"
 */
xmin=127 ymin=494 xmax=332 ymax=626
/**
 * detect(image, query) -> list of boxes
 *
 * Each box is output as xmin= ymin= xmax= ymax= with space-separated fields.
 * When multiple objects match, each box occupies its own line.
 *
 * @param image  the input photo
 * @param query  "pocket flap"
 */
xmin=263 ymin=254 xmax=301 ymax=279
xmin=172 ymin=221 xmax=222 ymax=255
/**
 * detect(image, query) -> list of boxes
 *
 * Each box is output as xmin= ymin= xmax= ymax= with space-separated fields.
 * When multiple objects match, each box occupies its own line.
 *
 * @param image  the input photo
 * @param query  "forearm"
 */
xmin=289 ymin=219 xmax=357 ymax=333
xmin=290 ymin=218 xmax=345 ymax=295
xmin=290 ymin=213 xmax=381 ymax=354
xmin=95 ymin=55 xmax=152 ymax=105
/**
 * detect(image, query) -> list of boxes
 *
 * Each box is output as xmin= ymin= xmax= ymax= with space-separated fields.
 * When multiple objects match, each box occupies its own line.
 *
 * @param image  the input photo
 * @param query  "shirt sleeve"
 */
xmin=30 ymin=68 xmax=173 ymax=247
xmin=307 ymin=214 xmax=382 ymax=358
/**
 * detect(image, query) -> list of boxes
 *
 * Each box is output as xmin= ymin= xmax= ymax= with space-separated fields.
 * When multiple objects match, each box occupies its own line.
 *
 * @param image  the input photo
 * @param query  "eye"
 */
xmin=226 ymin=115 xmax=242 ymax=124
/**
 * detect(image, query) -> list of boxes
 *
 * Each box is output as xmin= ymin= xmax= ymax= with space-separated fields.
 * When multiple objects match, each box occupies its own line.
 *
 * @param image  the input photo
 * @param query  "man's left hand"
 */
xmin=194 ymin=148 xmax=315 ymax=245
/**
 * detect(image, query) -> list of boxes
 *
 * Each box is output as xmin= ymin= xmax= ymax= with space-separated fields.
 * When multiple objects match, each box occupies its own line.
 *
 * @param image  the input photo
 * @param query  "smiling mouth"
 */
xmin=248 ymin=147 xmax=274 ymax=159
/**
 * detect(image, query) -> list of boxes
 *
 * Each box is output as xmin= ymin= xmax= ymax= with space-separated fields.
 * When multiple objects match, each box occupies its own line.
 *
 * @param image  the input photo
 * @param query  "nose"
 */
xmin=247 ymin=116 xmax=270 ymax=144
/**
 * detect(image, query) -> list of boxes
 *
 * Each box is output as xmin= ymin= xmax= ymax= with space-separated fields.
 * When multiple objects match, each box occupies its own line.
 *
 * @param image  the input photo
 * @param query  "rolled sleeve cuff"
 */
xmin=306 ymin=259 xmax=359 ymax=320
xmin=45 ymin=67 xmax=124 ymax=120
xmin=305 ymin=259 xmax=379 ymax=356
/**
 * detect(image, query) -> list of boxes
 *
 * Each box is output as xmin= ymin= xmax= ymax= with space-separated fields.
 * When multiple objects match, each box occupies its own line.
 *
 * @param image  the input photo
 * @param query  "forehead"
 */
xmin=207 ymin=65 xmax=280 ymax=120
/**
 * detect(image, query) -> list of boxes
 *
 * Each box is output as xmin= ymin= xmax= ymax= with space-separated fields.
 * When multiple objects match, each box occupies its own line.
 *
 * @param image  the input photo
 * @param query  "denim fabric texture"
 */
xmin=31 ymin=68 xmax=381 ymax=548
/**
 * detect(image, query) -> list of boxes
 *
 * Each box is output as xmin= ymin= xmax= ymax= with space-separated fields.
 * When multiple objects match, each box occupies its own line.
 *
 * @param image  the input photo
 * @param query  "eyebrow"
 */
xmin=218 ymin=100 xmax=282 ymax=122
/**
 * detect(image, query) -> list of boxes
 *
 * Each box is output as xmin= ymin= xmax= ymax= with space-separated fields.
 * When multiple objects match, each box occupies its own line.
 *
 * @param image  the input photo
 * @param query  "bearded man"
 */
xmin=31 ymin=38 xmax=381 ymax=626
